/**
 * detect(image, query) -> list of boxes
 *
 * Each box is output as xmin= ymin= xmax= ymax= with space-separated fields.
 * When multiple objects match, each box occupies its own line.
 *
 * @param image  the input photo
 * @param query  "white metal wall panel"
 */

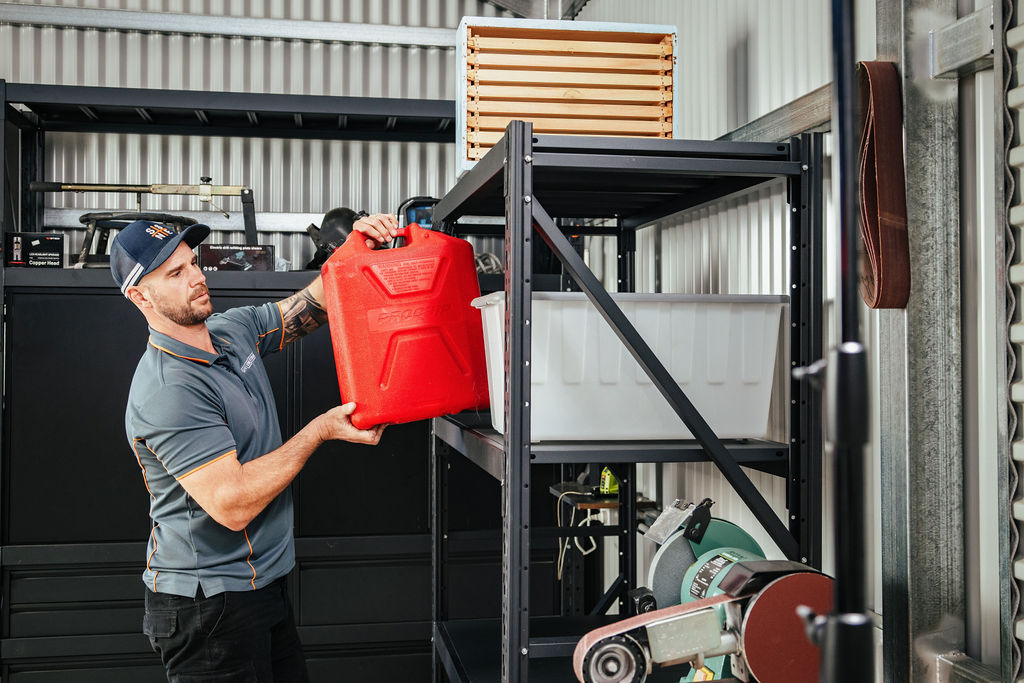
xmin=576 ymin=0 xmax=830 ymax=140
xmin=42 ymin=132 xmax=456 ymax=267
xmin=0 ymin=0 xmax=507 ymax=96
xmin=632 ymin=178 xmax=829 ymax=563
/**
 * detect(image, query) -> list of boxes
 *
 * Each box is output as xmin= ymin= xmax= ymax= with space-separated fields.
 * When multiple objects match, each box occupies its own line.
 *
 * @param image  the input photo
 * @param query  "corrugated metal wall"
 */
xmin=576 ymin=0 xmax=883 ymax=617
xmin=1005 ymin=7 xmax=1024 ymax=673
xmin=577 ymin=0 xmax=831 ymax=140
xmin=0 ymin=0 xmax=509 ymax=266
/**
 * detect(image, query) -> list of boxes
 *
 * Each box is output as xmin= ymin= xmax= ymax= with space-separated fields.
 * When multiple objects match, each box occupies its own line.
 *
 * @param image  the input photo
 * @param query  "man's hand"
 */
xmin=354 ymin=213 xmax=399 ymax=248
xmin=316 ymin=402 xmax=386 ymax=445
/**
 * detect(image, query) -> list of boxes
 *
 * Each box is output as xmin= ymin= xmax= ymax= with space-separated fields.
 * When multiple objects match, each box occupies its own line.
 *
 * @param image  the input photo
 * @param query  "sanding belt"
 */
xmin=572 ymin=593 xmax=741 ymax=681
xmin=571 ymin=572 xmax=834 ymax=683
xmin=857 ymin=61 xmax=910 ymax=309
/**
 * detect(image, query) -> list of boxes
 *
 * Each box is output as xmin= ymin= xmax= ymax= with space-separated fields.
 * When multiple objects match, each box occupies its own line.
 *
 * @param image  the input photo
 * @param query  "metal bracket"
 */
xmin=929 ymin=4 xmax=995 ymax=79
xmin=934 ymin=652 xmax=1003 ymax=682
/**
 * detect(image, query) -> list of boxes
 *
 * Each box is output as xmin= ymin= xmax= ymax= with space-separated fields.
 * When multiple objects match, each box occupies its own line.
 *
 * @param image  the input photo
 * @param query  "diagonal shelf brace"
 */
xmin=530 ymin=200 xmax=800 ymax=560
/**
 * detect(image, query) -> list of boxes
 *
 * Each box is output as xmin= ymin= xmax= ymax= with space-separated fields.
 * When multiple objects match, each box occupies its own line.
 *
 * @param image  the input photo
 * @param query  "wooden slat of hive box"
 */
xmin=464 ymin=24 xmax=674 ymax=161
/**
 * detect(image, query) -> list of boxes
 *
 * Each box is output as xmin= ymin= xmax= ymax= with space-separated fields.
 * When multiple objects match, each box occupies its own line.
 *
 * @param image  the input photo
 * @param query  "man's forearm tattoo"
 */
xmin=279 ymin=288 xmax=328 ymax=346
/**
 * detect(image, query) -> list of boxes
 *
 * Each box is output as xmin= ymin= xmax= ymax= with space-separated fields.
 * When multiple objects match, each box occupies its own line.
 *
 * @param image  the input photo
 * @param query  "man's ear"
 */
xmin=126 ymin=285 xmax=150 ymax=308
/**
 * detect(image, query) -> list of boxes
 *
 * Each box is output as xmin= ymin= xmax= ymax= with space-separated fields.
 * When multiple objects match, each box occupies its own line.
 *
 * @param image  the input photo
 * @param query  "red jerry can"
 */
xmin=321 ymin=223 xmax=490 ymax=429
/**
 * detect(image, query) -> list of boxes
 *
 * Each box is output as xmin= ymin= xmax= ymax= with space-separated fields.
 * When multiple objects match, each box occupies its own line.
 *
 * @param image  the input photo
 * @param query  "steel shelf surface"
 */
xmin=433 ymin=415 xmax=789 ymax=481
xmin=433 ymin=134 xmax=803 ymax=230
xmin=434 ymin=617 xmax=609 ymax=683
xmin=4 ymin=82 xmax=455 ymax=142
xmin=435 ymin=617 xmax=688 ymax=683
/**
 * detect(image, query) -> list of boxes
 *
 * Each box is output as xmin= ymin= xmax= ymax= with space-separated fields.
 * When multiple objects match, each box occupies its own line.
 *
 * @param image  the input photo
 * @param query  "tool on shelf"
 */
xmin=73 ymin=211 xmax=197 ymax=268
xmin=397 ymin=195 xmax=439 ymax=231
xmin=645 ymin=514 xmax=763 ymax=612
xmin=573 ymin=561 xmax=833 ymax=683
xmin=304 ymin=206 xmax=367 ymax=269
xmin=30 ymin=176 xmax=259 ymax=245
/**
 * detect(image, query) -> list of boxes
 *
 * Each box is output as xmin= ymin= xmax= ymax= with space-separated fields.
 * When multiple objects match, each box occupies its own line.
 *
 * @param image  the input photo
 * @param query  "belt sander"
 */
xmin=573 ymin=559 xmax=832 ymax=683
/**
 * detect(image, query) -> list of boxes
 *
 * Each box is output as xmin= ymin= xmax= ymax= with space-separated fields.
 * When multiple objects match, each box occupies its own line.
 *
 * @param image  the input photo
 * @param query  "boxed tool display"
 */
xmin=198 ymin=244 xmax=275 ymax=272
xmin=456 ymin=16 xmax=677 ymax=176
xmin=472 ymin=292 xmax=788 ymax=441
xmin=4 ymin=232 xmax=64 ymax=268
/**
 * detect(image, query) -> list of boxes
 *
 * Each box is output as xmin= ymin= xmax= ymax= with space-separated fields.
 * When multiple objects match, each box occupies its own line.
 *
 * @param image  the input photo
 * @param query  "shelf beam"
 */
xmin=433 ymin=137 xmax=507 ymax=228
xmin=432 ymin=417 xmax=790 ymax=478
xmin=4 ymin=83 xmax=455 ymax=143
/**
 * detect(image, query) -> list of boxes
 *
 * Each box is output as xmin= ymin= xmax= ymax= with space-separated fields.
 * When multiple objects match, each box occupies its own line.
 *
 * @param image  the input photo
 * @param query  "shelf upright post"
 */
xmin=614 ymin=217 xmax=638 ymax=614
xmin=20 ymin=116 xmax=43 ymax=234
xmin=788 ymin=133 xmax=825 ymax=567
xmin=502 ymin=120 xmax=534 ymax=682
xmin=0 ymin=80 xmax=7 ymax=525
xmin=616 ymin=217 xmax=634 ymax=294
xmin=430 ymin=433 xmax=449 ymax=682
xmin=1 ymin=80 xmax=9 ymax=241
xmin=609 ymin=462 xmax=637 ymax=615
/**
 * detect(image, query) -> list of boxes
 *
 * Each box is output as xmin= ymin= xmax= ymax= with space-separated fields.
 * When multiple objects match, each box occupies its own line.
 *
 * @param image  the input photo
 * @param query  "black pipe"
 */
xmin=833 ymin=0 xmax=861 ymax=344
xmin=820 ymin=0 xmax=875 ymax=681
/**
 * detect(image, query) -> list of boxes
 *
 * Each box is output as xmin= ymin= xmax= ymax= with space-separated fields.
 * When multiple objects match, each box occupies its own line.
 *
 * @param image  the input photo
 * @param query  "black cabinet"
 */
xmin=0 ymin=271 xmax=435 ymax=681
xmin=0 ymin=268 xmax=565 ymax=682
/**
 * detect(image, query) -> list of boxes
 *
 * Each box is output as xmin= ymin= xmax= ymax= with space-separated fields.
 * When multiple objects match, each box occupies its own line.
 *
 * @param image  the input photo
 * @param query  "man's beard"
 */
xmin=154 ymin=286 xmax=214 ymax=326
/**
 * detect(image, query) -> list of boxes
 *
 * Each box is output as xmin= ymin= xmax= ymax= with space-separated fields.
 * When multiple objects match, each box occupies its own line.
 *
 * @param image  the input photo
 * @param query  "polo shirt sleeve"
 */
xmin=135 ymin=383 xmax=238 ymax=481
xmin=218 ymin=302 xmax=285 ymax=357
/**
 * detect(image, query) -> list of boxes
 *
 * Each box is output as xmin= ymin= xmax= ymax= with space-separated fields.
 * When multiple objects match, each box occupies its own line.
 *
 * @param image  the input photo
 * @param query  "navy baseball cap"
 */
xmin=110 ymin=220 xmax=210 ymax=296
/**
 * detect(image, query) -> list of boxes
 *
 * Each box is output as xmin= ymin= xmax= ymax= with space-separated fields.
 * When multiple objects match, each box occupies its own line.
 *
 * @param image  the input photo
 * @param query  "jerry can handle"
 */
xmin=345 ymin=224 xmax=415 ymax=251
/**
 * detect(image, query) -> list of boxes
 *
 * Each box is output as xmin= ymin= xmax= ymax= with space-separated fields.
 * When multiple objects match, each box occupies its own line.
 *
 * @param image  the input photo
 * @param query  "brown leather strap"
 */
xmin=857 ymin=61 xmax=910 ymax=309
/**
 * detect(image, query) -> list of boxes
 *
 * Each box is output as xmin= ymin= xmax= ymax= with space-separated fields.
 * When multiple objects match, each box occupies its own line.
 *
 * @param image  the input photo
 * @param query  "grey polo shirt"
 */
xmin=125 ymin=302 xmax=294 ymax=597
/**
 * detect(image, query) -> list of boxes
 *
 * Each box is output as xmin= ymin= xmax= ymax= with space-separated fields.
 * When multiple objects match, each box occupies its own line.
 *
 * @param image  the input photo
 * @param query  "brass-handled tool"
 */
xmin=31 ymin=177 xmax=258 ymax=245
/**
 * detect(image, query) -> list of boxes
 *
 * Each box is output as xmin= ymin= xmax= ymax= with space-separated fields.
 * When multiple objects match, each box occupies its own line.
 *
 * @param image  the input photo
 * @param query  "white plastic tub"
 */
xmin=471 ymin=292 xmax=788 ymax=441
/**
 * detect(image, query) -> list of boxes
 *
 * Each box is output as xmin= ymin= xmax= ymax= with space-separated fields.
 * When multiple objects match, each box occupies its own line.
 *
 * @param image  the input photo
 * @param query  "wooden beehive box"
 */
xmin=457 ymin=17 xmax=678 ymax=176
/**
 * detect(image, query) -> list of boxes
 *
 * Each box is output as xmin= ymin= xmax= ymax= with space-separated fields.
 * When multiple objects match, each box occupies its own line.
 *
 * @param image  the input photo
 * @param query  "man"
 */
xmin=111 ymin=214 xmax=398 ymax=681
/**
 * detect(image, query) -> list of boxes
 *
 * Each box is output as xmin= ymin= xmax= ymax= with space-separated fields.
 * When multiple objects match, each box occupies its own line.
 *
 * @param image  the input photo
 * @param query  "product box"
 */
xmin=457 ymin=16 xmax=678 ymax=176
xmin=199 ymin=245 xmax=275 ymax=272
xmin=5 ymin=232 xmax=64 ymax=268
xmin=472 ymin=292 xmax=788 ymax=441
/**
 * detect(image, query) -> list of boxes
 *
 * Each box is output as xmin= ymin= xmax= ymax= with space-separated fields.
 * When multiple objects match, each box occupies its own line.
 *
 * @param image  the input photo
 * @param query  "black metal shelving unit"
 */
xmin=0 ymin=79 xmax=456 ymax=236
xmin=430 ymin=122 xmax=823 ymax=682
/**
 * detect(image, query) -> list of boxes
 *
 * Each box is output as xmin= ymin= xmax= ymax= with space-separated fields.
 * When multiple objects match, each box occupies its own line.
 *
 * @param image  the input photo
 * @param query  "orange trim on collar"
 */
xmin=149 ymin=338 xmax=213 ymax=365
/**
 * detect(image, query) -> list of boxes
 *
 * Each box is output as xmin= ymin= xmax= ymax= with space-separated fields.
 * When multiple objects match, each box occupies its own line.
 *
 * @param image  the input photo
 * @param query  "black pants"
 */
xmin=143 ymin=577 xmax=309 ymax=682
